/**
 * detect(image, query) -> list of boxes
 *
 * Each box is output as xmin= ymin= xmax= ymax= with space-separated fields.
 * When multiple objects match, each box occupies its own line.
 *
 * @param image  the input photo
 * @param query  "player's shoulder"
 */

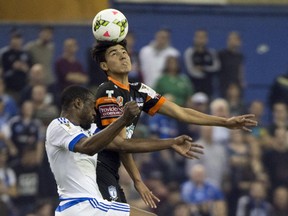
xmin=131 ymin=82 xmax=158 ymax=98
xmin=47 ymin=118 xmax=80 ymax=136
xmin=96 ymin=81 xmax=116 ymax=95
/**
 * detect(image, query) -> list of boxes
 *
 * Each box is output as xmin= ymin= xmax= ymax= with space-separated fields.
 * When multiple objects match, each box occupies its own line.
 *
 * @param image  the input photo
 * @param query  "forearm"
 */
xmin=107 ymin=136 xmax=175 ymax=153
xmin=159 ymin=100 xmax=227 ymax=126
xmin=120 ymin=153 xmax=142 ymax=182
xmin=182 ymin=107 xmax=227 ymax=126
xmin=75 ymin=116 xmax=127 ymax=155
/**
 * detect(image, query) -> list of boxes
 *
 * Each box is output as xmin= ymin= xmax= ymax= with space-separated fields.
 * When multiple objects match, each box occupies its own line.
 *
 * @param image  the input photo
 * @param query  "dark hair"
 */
xmin=60 ymin=85 xmax=94 ymax=110
xmin=91 ymin=39 xmax=127 ymax=65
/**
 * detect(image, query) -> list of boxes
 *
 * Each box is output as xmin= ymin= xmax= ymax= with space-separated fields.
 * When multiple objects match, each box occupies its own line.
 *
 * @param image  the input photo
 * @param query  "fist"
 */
xmin=122 ymin=101 xmax=140 ymax=123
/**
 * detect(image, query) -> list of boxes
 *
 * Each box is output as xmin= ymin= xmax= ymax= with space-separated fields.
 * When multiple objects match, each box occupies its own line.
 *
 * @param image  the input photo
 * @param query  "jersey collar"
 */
xmin=108 ymin=76 xmax=130 ymax=91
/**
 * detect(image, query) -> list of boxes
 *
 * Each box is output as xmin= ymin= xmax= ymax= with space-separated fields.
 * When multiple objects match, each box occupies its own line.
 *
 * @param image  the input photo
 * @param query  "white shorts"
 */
xmin=55 ymin=197 xmax=130 ymax=216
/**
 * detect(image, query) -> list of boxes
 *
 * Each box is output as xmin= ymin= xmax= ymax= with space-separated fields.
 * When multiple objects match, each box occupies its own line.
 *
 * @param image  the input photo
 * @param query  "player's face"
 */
xmin=79 ymin=96 xmax=96 ymax=130
xmin=102 ymin=44 xmax=131 ymax=75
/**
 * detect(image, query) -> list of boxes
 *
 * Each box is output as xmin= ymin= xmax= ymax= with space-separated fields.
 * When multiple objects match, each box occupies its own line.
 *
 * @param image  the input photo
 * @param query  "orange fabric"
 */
xmin=95 ymin=97 xmax=117 ymax=108
xmin=108 ymin=76 xmax=130 ymax=91
xmin=101 ymin=118 xmax=118 ymax=126
xmin=148 ymin=97 xmax=166 ymax=116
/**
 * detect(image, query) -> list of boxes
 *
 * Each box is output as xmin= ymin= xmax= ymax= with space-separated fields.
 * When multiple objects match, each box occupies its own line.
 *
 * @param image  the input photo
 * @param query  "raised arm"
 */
xmin=158 ymin=100 xmax=257 ymax=132
xmin=74 ymin=101 xmax=140 ymax=155
xmin=106 ymin=135 xmax=203 ymax=160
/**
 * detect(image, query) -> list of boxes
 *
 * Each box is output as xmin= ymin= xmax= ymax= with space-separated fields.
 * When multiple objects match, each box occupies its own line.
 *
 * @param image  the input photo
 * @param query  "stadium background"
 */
xmin=0 ymin=0 xmax=288 ymax=215
xmin=1 ymin=0 xmax=288 ymax=113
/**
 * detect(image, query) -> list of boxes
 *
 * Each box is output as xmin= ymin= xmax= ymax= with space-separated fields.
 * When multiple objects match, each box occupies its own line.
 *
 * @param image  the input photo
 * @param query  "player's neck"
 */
xmin=60 ymin=111 xmax=79 ymax=125
xmin=108 ymin=74 xmax=129 ymax=86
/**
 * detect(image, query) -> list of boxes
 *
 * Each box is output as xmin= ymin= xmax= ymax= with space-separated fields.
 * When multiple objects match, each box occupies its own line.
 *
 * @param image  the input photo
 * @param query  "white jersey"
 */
xmin=46 ymin=117 xmax=102 ymax=199
xmin=46 ymin=118 xmax=130 ymax=216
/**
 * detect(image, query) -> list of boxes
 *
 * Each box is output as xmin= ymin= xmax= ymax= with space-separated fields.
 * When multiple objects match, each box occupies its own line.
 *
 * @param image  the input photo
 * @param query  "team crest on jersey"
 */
xmin=116 ymin=96 xmax=124 ymax=107
xmin=108 ymin=185 xmax=118 ymax=201
xmin=106 ymin=90 xmax=114 ymax=98
xmin=57 ymin=118 xmax=80 ymax=135
xmin=135 ymin=97 xmax=144 ymax=107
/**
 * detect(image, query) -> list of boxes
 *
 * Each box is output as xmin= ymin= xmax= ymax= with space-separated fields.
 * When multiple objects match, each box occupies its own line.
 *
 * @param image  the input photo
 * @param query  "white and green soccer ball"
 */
xmin=92 ymin=8 xmax=129 ymax=42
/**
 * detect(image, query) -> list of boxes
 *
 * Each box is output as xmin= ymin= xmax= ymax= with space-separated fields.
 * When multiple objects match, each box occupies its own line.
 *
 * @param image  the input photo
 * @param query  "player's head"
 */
xmin=61 ymin=85 xmax=96 ymax=130
xmin=92 ymin=40 xmax=131 ymax=76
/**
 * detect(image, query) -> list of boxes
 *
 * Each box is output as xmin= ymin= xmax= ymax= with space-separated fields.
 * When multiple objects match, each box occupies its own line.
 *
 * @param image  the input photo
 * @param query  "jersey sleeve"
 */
xmin=95 ymin=84 xmax=123 ymax=127
xmin=139 ymin=83 xmax=166 ymax=116
xmin=46 ymin=118 xmax=87 ymax=152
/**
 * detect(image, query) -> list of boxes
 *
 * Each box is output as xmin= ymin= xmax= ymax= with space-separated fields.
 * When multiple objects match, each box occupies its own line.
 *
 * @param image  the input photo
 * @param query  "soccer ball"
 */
xmin=92 ymin=8 xmax=129 ymax=42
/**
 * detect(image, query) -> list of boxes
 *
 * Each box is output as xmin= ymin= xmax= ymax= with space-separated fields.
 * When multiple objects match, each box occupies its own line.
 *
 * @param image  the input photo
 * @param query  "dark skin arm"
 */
xmin=106 ymin=135 xmax=203 ymax=160
xmin=74 ymin=101 xmax=140 ymax=156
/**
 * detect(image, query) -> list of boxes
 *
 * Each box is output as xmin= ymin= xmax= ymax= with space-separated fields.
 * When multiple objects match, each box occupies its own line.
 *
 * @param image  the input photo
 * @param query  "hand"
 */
xmin=225 ymin=114 xmax=258 ymax=132
xmin=172 ymin=135 xmax=204 ymax=159
xmin=122 ymin=101 xmax=140 ymax=124
xmin=134 ymin=180 xmax=160 ymax=209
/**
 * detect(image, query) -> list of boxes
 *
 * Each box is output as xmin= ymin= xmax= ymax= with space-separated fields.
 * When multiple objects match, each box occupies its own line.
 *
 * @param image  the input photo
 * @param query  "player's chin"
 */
xmin=80 ymin=122 xmax=92 ymax=130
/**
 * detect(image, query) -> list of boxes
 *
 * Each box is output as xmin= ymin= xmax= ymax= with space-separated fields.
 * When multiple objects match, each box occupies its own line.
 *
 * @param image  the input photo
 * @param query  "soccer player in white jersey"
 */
xmin=46 ymin=85 xmax=203 ymax=216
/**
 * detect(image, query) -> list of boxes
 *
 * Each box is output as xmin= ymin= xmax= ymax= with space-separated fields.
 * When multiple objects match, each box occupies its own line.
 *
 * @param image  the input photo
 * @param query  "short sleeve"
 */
xmin=46 ymin=118 xmax=87 ymax=152
xmin=139 ymin=83 xmax=166 ymax=116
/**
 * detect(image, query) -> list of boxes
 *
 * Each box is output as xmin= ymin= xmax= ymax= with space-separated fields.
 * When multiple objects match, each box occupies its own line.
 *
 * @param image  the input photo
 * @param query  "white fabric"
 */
xmin=46 ymin=118 xmax=130 ymax=216
xmin=55 ymin=199 xmax=130 ymax=216
xmin=139 ymin=42 xmax=180 ymax=88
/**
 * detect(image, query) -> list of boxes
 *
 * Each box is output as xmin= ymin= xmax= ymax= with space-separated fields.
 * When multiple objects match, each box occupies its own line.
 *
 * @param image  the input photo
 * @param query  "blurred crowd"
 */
xmin=0 ymin=25 xmax=287 ymax=216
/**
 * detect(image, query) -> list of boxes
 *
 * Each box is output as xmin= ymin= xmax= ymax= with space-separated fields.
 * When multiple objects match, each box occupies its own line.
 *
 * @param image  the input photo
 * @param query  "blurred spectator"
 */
xmin=30 ymin=85 xmax=59 ymax=127
xmin=179 ymin=92 xmax=209 ymax=141
xmin=181 ymin=164 xmax=227 ymax=216
xmin=218 ymin=31 xmax=245 ymax=97
xmin=1 ymin=32 xmax=32 ymax=100
xmin=186 ymin=126 xmax=228 ymax=188
xmin=271 ymin=186 xmax=288 ymax=216
xmin=226 ymin=130 xmax=256 ymax=216
xmin=0 ymin=78 xmax=18 ymax=119
xmin=126 ymin=31 xmax=142 ymax=83
xmin=157 ymin=183 xmax=184 ymax=216
xmin=6 ymin=101 xmax=45 ymax=215
xmin=154 ymin=56 xmax=194 ymax=106
xmin=149 ymin=94 xmax=179 ymax=139
xmin=267 ymin=102 xmax=288 ymax=136
xmin=86 ymin=41 xmax=107 ymax=89
xmin=225 ymin=83 xmax=246 ymax=116
xmin=139 ymin=28 xmax=180 ymax=88
xmin=268 ymin=70 xmax=288 ymax=108
xmin=247 ymin=100 xmax=268 ymax=137
xmin=173 ymin=202 xmax=191 ymax=216
xmin=24 ymin=26 xmax=55 ymax=85
xmin=184 ymin=29 xmax=220 ymax=98
xmin=236 ymin=180 xmax=273 ymax=216
xmin=210 ymin=98 xmax=231 ymax=146
xmin=5 ymin=100 xmax=45 ymax=166
xmin=27 ymin=198 xmax=55 ymax=216
xmin=19 ymin=64 xmax=58 ymax=107
xmin=262 ymin=127 xmax=288 ymax=191
xmin=0 ymin=147 xmax=18 ymax=216
xmin=189 ymin=92 xmax=210 ymax=113
xmin=55 ymin=38 xmax=89 ymax=92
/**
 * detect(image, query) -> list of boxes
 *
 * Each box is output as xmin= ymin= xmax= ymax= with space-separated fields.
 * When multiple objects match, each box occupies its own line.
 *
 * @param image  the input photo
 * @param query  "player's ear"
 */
xmin=74 ymin=98 xmax=84 ymax=109
xmin=100 ymin=62 xmax=108 ymax=71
